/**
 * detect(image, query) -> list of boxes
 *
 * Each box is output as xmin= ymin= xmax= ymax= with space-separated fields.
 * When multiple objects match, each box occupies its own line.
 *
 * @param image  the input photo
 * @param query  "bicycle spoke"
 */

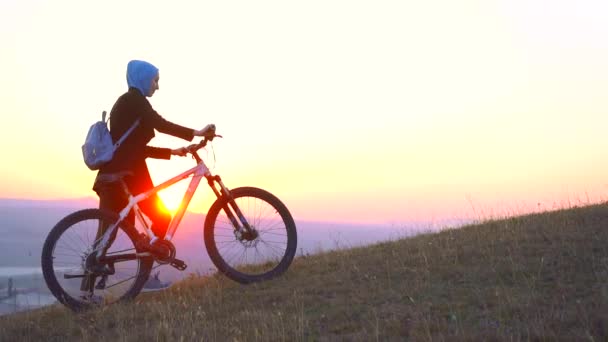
xmin=101 ymin=263 xmax=159 ymax=291
xmin=260 ymin=220 xmax=286 ymax=231
xmin=53 ymin=245 xmax=84 ymax=256
xmin=52 ymin=252 xmax=83 ymax=258
xmin=64 ymin=230 xmax=85 ymax=253
xmin=253 ymin=245 xmax=264 ymax=263
xmin=105 ymin=266 xmax=143 ymax=286
xmin=227 ymin=249 xmax=243 ymax=267
xmin=259 ymin=239 xmax=287 ymax=245
xmin=104 ymin=274 xmax=136 ymax=290
xmin=219 ymin=242 xmax=242 ymax=260
xmin=259 ymin=230 xmax=287 ymax=237
xmin=259 ymin=240 xmax=285 ymax=257
xmin=55 ymin=243 xmax=85 ymax=258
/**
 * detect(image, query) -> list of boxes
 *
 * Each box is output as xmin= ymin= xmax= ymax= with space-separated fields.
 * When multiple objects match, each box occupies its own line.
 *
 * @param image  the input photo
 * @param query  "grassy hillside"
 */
xmin=1 ymin=204 xmax=607 ymax=341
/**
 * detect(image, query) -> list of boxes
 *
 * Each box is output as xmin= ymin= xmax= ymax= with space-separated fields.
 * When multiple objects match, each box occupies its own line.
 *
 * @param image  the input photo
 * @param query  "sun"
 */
xmin=157 ymin=187 xmax=185 ymax=213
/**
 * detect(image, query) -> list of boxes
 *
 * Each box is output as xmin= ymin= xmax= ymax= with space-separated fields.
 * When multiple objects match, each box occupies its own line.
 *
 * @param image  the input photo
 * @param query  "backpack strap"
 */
xmin=114 ymin=118 xmax=141 ymax=150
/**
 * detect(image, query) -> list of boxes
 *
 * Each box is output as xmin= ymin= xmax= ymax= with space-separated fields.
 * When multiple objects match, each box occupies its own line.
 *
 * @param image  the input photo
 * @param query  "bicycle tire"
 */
xmin=204 ymin=187 xmax=297 ymax=284
xmin=41 ymin=208 xmax=153 ymax=311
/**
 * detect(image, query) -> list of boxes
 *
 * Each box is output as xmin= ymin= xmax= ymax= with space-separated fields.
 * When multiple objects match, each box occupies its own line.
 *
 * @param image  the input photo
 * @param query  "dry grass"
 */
xmin=1 ymin=204 xmax=607 ymax=341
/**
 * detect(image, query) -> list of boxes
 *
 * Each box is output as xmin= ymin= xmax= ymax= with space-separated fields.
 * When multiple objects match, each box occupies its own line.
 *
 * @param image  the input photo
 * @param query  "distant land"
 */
xmin=0 ymin=197 xmax=99 ymax=209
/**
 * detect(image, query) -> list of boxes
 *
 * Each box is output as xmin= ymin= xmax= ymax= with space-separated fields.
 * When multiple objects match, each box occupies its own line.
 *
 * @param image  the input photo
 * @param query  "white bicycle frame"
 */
xmin=94 ymin=153 xmax=242 ymax=259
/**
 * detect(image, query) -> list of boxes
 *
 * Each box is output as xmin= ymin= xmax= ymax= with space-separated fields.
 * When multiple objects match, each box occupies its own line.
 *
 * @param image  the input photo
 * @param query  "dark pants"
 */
xmin=93 ymin=161 xmax=172 ymax=239
xmin=82 ymin=164 xmax=171 ymax=293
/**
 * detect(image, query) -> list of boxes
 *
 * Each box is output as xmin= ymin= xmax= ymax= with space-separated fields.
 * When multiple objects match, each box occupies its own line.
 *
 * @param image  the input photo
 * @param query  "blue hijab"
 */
xmin=126 ymin=60 xmax=159 ymax=97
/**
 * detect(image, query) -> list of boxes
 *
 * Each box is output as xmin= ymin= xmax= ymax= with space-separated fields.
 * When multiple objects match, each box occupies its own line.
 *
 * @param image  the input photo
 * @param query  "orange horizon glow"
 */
xmin=3 ymin=182 xmax=607 ymax=226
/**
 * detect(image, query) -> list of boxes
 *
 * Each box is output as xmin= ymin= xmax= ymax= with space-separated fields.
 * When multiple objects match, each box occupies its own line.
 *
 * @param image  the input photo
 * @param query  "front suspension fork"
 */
xmin=207 ymin=175 xmax=253 ymax=234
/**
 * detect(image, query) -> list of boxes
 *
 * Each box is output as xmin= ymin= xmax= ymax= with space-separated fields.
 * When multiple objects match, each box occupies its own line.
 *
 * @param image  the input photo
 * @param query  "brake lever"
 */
xmin=186 ymin=134 xmax=221 ymax=156
xmin=208 ymin=134 xmax=222 ymax=141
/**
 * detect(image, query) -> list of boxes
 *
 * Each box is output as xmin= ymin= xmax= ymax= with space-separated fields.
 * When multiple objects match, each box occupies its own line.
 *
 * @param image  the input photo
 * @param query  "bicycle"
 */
xmin=41 ymin=132 xmax=298 ymax=311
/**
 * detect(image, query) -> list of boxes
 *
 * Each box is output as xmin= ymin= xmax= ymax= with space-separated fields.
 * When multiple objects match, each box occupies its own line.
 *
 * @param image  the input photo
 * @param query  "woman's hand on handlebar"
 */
xmin=171 ymin=147 xmax=188 ymax=157
xmin=179 ymin=124 xmax=222 ymax=157
xmin=194 ymin=124 xmax=216 ymax=138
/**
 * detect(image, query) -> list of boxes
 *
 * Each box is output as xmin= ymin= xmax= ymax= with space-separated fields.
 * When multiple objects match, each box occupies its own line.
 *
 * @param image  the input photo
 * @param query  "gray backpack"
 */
xmin=81 ymin=111 xmax=140 ymax=170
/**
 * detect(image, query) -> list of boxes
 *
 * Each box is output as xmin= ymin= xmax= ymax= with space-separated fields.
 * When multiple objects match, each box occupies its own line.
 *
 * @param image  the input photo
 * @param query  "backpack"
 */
xmin=81 ymin=111 xmax=140 ymax=170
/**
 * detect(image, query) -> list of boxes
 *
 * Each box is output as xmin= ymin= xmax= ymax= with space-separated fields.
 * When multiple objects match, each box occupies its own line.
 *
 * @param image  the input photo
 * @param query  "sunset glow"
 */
xmin=157 ymin=188 xmax=186 ymax=214
xmin=1 ymin=0 xmax=607 ymax=224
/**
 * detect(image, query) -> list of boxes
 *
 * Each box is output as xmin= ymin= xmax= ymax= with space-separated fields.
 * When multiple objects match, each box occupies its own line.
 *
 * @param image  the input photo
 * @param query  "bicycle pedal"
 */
xmin=170 ymin=258 xmax=187 ymax=271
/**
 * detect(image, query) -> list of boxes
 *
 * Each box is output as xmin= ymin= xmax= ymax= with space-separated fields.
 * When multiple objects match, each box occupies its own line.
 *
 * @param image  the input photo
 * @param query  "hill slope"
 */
xmin=1 ymin=204 xmax=607 ymax=341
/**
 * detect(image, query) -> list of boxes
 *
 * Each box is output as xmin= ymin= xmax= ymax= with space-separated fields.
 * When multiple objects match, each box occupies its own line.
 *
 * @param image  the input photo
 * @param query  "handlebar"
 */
xmin=185 ymin=132 xmax=222 ymax=163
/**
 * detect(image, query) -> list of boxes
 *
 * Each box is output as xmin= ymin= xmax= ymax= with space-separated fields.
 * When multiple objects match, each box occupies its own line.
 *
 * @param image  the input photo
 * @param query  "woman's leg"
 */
xmin=137 ymin=194 xmax=172 ymax=239
xmin=125 ymin=162 xmax=172 ymax=239
xmin=81 ymin=179 xmax=133 ymax=293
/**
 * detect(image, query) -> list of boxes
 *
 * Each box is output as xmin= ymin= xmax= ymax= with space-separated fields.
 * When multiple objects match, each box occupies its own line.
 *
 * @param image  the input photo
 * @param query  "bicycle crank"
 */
xmin=148 ymin=240 xmax=176 ymax=264
xmin=139 ymin=239 xmax=187 ymax=270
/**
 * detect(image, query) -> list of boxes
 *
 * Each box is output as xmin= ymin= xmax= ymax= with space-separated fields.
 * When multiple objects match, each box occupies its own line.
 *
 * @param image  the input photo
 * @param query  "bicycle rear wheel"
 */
xmin=41 ymin=209 xmax=153 ymax=311
xmin=204 ymin=187 xmax=297 ymax=284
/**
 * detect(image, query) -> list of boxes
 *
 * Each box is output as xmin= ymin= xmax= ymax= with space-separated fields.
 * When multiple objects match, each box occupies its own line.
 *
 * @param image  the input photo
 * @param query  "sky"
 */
xmin=0 ymin=0 xmax=607 ymax=225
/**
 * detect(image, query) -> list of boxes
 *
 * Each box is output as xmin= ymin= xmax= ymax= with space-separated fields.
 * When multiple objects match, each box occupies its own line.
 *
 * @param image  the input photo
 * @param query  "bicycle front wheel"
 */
xmin=41 ymin=209 xmax=153 ymax=311
xmin=204 ymin=187 xmax=297 ymax=284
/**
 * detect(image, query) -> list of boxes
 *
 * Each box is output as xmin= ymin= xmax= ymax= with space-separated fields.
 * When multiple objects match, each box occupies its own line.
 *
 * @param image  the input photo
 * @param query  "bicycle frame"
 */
xmin=94 ymin=151 xmax=252 ymax=260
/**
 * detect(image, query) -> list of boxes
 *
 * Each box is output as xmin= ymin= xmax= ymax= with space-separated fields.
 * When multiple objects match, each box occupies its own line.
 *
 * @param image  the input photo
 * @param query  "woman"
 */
xmin=94 ymin=60 xmax=214 ymax=241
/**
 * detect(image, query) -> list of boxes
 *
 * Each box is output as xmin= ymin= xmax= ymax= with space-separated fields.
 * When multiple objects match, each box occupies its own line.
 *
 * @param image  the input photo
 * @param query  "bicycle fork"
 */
xmin=206 ymin=175 xmax=256 ymax=239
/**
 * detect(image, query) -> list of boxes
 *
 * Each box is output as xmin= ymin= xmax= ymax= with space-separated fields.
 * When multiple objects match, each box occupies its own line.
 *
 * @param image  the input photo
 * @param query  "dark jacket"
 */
xmin=99 ymin=87 xmax=195 ymax=174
